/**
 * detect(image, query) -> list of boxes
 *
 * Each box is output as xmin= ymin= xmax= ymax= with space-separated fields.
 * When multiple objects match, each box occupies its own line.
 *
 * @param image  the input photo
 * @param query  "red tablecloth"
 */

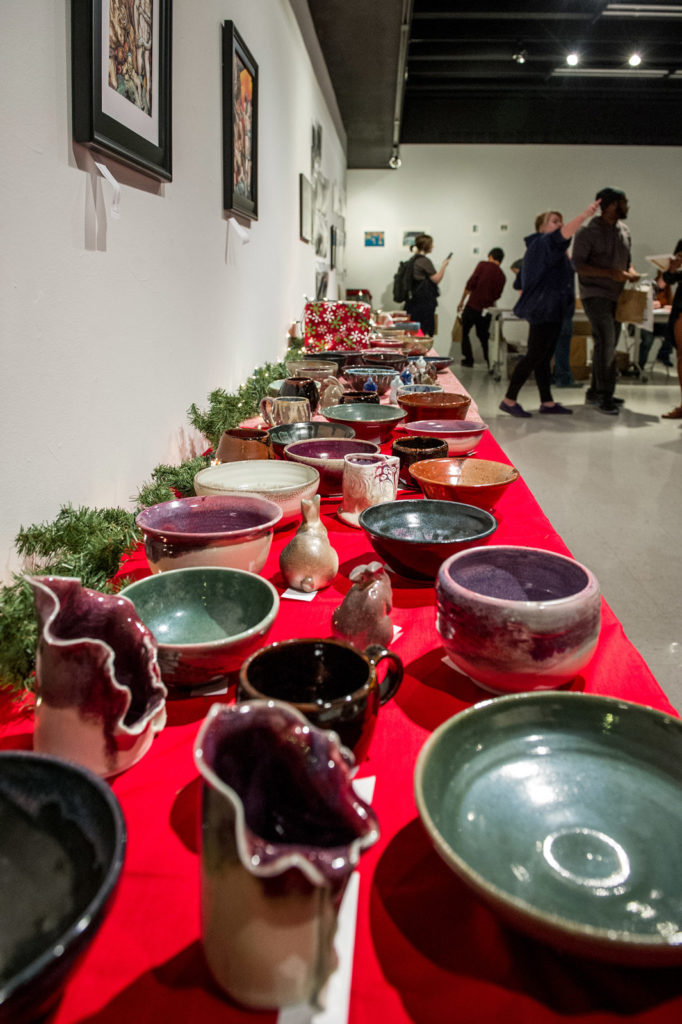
xmin=1 ymin=367 xmax=680 ymax=1023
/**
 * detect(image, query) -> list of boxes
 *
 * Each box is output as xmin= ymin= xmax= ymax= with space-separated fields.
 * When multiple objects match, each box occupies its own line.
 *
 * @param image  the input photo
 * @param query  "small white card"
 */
xmin=282 ymin=588 xmax=318 ymax=602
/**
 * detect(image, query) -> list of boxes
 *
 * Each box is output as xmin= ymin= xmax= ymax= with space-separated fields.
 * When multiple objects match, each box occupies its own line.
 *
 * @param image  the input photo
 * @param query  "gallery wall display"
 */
xmin=365 ymin=231 xmax=385 ymax=247
xmin=222 ymin=21 xmax=258 ymax=220
xmin=330 ymin=225 xmax=337 ymax=270
xmin=71 ymin=0 xmax=173 ymax=181
xmin=299 ymin=174 xmax=312 ymax=243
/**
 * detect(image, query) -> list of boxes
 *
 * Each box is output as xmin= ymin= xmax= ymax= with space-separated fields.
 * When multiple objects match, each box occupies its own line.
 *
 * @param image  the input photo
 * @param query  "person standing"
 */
xmin=572 ymin=187 xmax=641 ymax=415
xmin=404 ymin=234 xmax=450 ymax=338
xmin=500 ymin=199 xmax=601 ymax=418
xmin=457 ymin=248 xmax=506 ymax=367
xmin=661 ymin=241 xmax=682 ymax=419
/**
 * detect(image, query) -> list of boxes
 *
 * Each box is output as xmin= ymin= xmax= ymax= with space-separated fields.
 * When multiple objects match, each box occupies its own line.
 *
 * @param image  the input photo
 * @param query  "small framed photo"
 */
xmin=299 ymin=174 xmax=312 ymax=243
xmin=222 ymin=21 xmax=258 ymax=220
xmin=71 ymin=0 xmax=173 ymax=181
xmin=330 ymin=225 xmax=337 ymax=269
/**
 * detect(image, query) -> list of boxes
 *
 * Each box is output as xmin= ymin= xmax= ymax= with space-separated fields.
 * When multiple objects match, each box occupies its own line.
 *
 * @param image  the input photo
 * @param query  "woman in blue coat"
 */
xmin=500 ymin=199 xmax=601 ymax=418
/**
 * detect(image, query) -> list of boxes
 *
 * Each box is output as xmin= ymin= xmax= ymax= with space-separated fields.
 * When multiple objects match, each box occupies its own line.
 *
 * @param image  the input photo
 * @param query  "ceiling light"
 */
xmin=513 ymin=49 xmax=527 ymax=65
xmin=628 ymin=52 xmax=642 ymax=66
xmin=388 ymin=147 xmax=402 ymax=170
xmin=566 ymin=52 xmax=580 ymax=66
xmin=604 ymin=4 xmax=682 ymax=17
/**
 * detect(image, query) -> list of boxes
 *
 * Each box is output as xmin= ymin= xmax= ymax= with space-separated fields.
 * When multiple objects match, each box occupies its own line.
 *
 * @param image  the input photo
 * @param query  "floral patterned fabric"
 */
xmin=304 ymin=300 xmax=372 ymax=351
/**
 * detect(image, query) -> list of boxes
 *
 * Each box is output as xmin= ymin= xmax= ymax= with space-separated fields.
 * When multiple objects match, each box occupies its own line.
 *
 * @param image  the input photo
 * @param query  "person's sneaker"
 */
xmin=612 ymin=396 xmax=625 ymax=406
xmin=597 ymin=400 xmax=620 ymax=415
xmin=539 ymin=403 xmax=573 ymax=415
xmin=499 ymin=400 xmax=532 ymax=418
xmin=657 ymin=355 xmax=673 ymax=367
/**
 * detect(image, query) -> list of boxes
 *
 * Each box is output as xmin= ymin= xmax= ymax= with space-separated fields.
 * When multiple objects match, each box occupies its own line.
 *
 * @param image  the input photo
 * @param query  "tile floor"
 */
xmin=453 ymin=357 xmax=682 ymax=712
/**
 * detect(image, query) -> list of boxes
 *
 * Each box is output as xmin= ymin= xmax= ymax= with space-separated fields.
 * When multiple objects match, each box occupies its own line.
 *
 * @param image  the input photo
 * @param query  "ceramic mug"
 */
xmin=392 ymin=435 xmax=449 ymax=486
xmin=238 ymin=638 xmax=403 ymax=763
xmin=260 ymin=395 xmax=312 ymax=426
xmin=215 ymin=427 xmax=274 ymax=463
xmin=279 ymin=376 xmax=320 ymax=413
xmin=338 ymin=453 xmax=399 ymax=527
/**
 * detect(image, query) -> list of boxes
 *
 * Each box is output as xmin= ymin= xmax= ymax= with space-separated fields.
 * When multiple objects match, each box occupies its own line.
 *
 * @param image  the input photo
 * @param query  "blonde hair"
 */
xmin=535 ymin=210 xmax=562 ymax=232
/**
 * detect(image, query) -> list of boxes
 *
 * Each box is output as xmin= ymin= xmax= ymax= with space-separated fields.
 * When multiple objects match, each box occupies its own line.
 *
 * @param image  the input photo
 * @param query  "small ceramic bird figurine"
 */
xmin=331 ymin=562 xmax=393 ymax=649
xmin=279 ymin=495 xmax=339 ymax=592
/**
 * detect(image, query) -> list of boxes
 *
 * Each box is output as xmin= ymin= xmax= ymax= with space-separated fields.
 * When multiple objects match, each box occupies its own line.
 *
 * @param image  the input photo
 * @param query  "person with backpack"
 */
xmin=401 ymin=234 xmax=450 ymax=338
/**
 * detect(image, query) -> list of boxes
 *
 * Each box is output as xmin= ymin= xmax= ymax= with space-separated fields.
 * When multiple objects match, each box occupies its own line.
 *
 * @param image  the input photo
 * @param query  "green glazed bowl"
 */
xmin=415 ymin=691 xmax=682 ymax=965
xmin=121 ymin=566 xmax=279 ymax=690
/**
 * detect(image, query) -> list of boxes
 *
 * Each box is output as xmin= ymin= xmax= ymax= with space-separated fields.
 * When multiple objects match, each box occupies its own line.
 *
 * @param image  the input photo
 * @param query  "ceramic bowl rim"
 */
xmin=0 ymin=750 xmax=126 ymax=1005
xmin=345 ymin=366 xmax=399 ymax=378
xmin=437 ymin=543 xmax=598 ymax=609
xmin=120 ymin=566 xmax=280 ymax=653
xmin=194 ymin=461 xmax=320 ymax=497
xmin=405 ymin=419 xmax=488 ymax=436
xmin=283 ymin=437 xmax=381 ymax=462
xmin=359 ymin=499 xmax=497 ymax=547
xmin=414 ymin=690 xmax=682 ymax=957
xmin=323 ymin=403 xmax=408 ymax=424
xmin=135 ymin=494 xmax=283 ymax=542
xmin=409 ymin=457 xmax=520 ymax=488
xmin=398 ymin=392 xmax=471 ymax=408
xmin=267 ymin=422 xmax=356 ymax=444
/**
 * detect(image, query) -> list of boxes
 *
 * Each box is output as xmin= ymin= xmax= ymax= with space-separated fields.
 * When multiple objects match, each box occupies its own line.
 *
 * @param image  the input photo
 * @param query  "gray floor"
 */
xmin=451 ymin=356 xmax=682 ymax=713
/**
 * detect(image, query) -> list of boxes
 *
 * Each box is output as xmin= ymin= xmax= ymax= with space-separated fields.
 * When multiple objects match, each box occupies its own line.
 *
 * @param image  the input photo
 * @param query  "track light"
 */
xmin=566 ymin=52 xmax=580 ymax=66
xmin=513 ymin=49 xmax=527 ymax=65
xmin=628 ymin=52 xmax=642 ymax=67
xmin=388 ymin=147 xmax=402 ymax=170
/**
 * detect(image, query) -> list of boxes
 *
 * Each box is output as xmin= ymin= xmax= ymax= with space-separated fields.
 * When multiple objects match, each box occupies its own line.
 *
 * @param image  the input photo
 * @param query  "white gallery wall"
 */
xmin=0 ymin=0 xmax=346 ymax=575
xmin=346 ymin=144 xmax=682 ymax=350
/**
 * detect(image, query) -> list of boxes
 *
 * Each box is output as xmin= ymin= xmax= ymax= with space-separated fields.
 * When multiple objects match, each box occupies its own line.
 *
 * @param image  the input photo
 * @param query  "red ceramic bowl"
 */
xmin=397 ymin=392 xmax=471 ymax=422
xmin=409 ymin=457 xmax=519 ymax=511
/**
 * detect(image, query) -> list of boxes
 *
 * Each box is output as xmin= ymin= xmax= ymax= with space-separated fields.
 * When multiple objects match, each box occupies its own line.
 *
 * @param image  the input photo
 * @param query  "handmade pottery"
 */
xmin=259 ymin=394 xmax=312 ymax=426
xmin=318 ymin=376 xmax=345 ymax=410
xmin=415 ymin=691 xmax=682 ymax=965
xmin=331 ymin=562 xmax=394 ymax=650
xmin=279 ymin=376 xmax=320 ymax=413
xmin=409 ymin=457 xmax=519 ymax=511
xmin=344 ymin=366 xmax=399 ymax=395
xmin=283 ymin=438 xmax=380 ymax=496
xmin=194 ymin=701 xmax=379 ymax=1008
xmin=360 ymin=350 xmax=408 ymax=373
xmin=268 ymin=420 xmax=354 ymax=458
xmin=395 ymin=383 xmax=444 ymax=397
xmin=397 ymin=391 xmax=471 ymax=422
xmin=121 ymin=566 xmax=279 ymax=690
xmin=422 ymin=354 xmax=454 ymax=373
xmin=28 ymin=576 xmax=167 ymax=778
xmin=285 ymin=359 xmax=338 ymax=381
xmin=279 ymin=495 xmax=339 ymax=592
xmin=391 ymin=435 xmax=449 ymax=486
xmin=339 ymin=390 xmax=380 ymax=405
xmin=194 ymin=460 xmax=320 ymax=526
xmin=338 ymin=453 xmax=400 ymax=527
xmin=436 ymin=545 xmax=601 ymax=693
xmin=238 ymin=635 xmax=402 ymax=760
xmin=358 ymin=499 xmax=497 ymax=580
xmin=0 ymin=751 xmax=126 ymax=1023
xmin=403 ymin=418 xmax=488 ymax=456
xmin=215 ymin=427 xmax=274 ymax=463
xmin=136 ymin=494 xmax=282 ymax=574
xmin=322 ymin=403 xmax=407 ymax=444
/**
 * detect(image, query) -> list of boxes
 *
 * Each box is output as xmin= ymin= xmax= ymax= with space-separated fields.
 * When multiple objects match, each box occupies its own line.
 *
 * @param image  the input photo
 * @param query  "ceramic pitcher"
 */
xmin=28 ymin=576 xmax=167 ymax=778
xmin=194 ymin=700 xmax=379 ymax=1010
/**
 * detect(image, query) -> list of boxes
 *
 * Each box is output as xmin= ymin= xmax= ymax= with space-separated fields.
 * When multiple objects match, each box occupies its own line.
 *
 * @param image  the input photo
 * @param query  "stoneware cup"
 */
xmin=260 ymin=395 xmax=312 ymax=427
xmin=338 ymin=452 xmax=400 ymax=527
xmin=215 ymin=427 xmax=273 ymax=463
xmin=279 ymin=376 xmax=320 ymax=414
xmin=392 ymin=435 xmax=449 ymax=487
xmin=238 ymin=637 xmax=403 ymax=763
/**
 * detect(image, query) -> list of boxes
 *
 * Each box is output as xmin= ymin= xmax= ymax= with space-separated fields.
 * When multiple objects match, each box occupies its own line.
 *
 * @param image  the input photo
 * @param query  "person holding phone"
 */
xmin=404 ymin=234 xmax=450 ymax=338
xmin=661 ymin=240 xmax=682 ymax=419
xmin=457 ymin=248 xmax=506 ymax=367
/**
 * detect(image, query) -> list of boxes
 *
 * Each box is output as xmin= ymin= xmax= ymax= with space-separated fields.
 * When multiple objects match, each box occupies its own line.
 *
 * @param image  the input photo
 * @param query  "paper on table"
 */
xmin=277 ymin=776 xmax=376 ymax=1024
xmin=282 ymin=587 xmax=318 ymax=602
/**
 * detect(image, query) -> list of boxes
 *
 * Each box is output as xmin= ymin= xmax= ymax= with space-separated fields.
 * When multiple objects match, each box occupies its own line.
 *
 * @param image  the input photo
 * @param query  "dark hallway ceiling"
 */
xmin=307 ymin=0 xmax=682 ymax=168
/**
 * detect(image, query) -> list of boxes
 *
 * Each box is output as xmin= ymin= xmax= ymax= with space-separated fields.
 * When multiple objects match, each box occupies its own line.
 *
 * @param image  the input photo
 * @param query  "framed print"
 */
xmin=299 ymin=174 xmax=312 ymax=243
xmin=223 ymin=21 xmax=258 ymax=220
xmin=71 ymin=0 xmax=173 ymax=181
xmin=330 ymin=225 xmax=337 ymax=270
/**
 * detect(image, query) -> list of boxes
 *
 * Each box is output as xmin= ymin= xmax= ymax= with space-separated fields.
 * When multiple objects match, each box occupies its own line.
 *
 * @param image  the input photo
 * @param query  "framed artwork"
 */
xmin=71 ymin=0 xmax=173 ymax=181
xmin=330 ymin=225 xmax=337 ymax=270
xmin=364 ymin=231 xmax=385 ymax=247
xmin=222 ymin=21 xmax=258 ymax=220
xmin=299 ymin=174 xmax=312 ymax=243
xmin=315 ymin=271 xmax=329 ymax=301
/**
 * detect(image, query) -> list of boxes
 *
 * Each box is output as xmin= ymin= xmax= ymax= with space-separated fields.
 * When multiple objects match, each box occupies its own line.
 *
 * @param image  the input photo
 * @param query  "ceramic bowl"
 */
xmin=283 ymin=437 xmax=380 ymax=496
xmin=215 ymin=427 xmax=274 ymax=463
xmin=422 ymin=354 xmax=454 ymax=373
xmin=121 ymin=566 xmax=279 ymax=689
xmin=339 ymin=391 xmax=380 ymax=405
xmin=266 ymin=379 xmax=285 ymax=397
xmin=359 ymin=499 xmax=497 ymax=580
xmin=268 ymin=420 xmax=355 ymax=458
xmin=403 ymin=419 xmax=488 ymax=455
xmin=396 ymin=384 xmax=444 ymax=398
xmin=415 ymin=691 xmax=682 ymax=964
xmin=397 ymin=391 xmax=472 ymax=422
xmin=391 ymin=435 xmax=450 ymax=486
xmin=0 ymin=751 xmax=125 ymax=1023
xmin=194 ymin=460 xmax=320 ymax=526
xmin=409 ymin=457 xmax=519 ymax=510
xmin=436 ymin=545 xmax=601 ymax=693
xmin=402 ymin=336 xmax=433 ymax=356
xmin=344 ymin=366 xmax=400 ymax=395
xmin=285 ymin=359 xmax=338 ymax=381
xmin=303 ymin=350 xmax=365 ymax=374
xmin=360 ymin=350 xmax=409 ymax=373
xmin=136 ymin=495 xmax=282 ymax=575
xmin=323 ymin=403 xmax=408 ymax=444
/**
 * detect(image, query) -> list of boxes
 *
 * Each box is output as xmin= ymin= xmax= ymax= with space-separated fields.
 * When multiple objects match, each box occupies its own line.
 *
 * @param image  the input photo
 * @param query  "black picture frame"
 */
xmin=222 ymin=21 xmax=258 ymax=220
xmin=330 ymin=225 xmax=337 ymax=270
xmin=71 ymin=0 xmax=173 ymax=181
xmin=299 ymin=174 xmax=312 ymax=243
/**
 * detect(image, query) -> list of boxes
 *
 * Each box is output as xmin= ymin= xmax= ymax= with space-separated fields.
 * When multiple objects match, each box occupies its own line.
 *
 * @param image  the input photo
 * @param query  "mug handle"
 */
xmin=259 ymin=396 xmax=274 ymax=425
xmin=365 ymin=644 xmax=403 ymax=704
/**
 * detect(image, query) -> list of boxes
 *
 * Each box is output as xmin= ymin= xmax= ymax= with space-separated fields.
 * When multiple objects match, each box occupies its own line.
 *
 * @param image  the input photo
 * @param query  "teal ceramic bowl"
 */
xmin=121 ymin=567 xmax=279 ymax=690
xmin=415 ymin=691 xmax=682 ymax=965
xmin=323 ymin=403 xmax=407 ymax=444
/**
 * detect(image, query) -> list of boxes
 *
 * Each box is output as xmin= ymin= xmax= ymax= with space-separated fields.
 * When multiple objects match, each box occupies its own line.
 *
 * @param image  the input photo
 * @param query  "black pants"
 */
xmin=582 ymin=296 xmax=619 ymax=402
xmin=461 ymin=306 xmax=491 ymax=364
xmin=405 ymin=298 xmax=436 ymax=338
xmin=506 ymin=321 xmax=561 ymax=404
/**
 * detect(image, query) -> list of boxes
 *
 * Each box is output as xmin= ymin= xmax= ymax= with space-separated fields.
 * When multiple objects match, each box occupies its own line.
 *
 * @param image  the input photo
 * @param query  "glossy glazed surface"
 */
xmin=358 ymin=499 xmax=497 ymax=580
xmin=284 ymin=438 xmax=380 ymax=496
xmin=397 ymin=392 xmax=472 ymax=422
xmin=409 ymin=457 xmax=519 ymax=510
xmin=121 ymin=567 xmax=279 ymax=689
xmin=323 ymin=403 xmax=408 ymax=444
xmin=215 ymin=428 xmax=274 ymax=463
xmin=391 ymin=436 xmax=450 ymax=486
xmin=436 ymin=545 xmax=601 ymax=692
xmin=422 ymin=355 xmax=455 ymax=372
xmin=344 ymin=366 xmax=399 ymax=395
xmin=285 ymin=359 xmax=338 ymax=380
xmin=193 ymin=461 xmax=320 ymax=526
xmin=404 ymin=418 xmax=488 ymax=455
xmin=268 ymin=420 xmax=355 ymax=458
xmin=360 ymin=350 xmax=409 ymax=372
xmin=415 ymin=692 xmax=682 ymax=964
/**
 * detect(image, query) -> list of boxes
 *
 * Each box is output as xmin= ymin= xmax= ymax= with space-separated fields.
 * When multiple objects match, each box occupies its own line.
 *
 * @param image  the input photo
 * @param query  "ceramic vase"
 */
xmin=28 ymin=576 xmax=167 ymax=777
xmin=194 ymin=700 xmax=379 ymax=1010
xmin=331 ymin=562 xmax=394 ymax=649
xmin=279 ymin=495 xmax=339 ymax=592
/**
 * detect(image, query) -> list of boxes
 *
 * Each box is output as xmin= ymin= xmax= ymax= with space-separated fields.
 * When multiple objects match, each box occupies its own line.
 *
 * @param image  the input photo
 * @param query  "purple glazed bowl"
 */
xmin=135 ymin=494 xmax=282 ymax=574
xmin=436 ymin=545 xmax=601 ymax=694
xmin=284 ymin=438 xmax=380 ymax=496
xmin=403 ymin=419 xmax=488 ymax=455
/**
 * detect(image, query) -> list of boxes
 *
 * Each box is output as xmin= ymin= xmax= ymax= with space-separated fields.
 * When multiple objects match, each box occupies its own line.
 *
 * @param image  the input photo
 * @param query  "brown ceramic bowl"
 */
xmin=215 ymin=428 xmax=274 ymax=463
xmin=409 ymin=457 xmax=519 ymax=511
xmin=285 ymin=359 xmax=338 ymax=381
xmin=360 ymin=350 xmax=409 ymax=373
xmin=397 ymin=392 xmax=472 ymax=422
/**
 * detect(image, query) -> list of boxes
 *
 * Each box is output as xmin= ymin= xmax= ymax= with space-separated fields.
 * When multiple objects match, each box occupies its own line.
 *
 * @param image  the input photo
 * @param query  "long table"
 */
xmin=1 ymin=366 xmax=680 ymax=1023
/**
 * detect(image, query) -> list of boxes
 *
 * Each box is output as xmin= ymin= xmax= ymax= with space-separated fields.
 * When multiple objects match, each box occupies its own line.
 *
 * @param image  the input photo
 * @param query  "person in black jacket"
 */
xmin=500 ymin=199 xmax=601 ymax=418
xmin=404 ymin=234 xmax=450 ymax=338
xmin=661 ymin=239 xmax=682 ymax=419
